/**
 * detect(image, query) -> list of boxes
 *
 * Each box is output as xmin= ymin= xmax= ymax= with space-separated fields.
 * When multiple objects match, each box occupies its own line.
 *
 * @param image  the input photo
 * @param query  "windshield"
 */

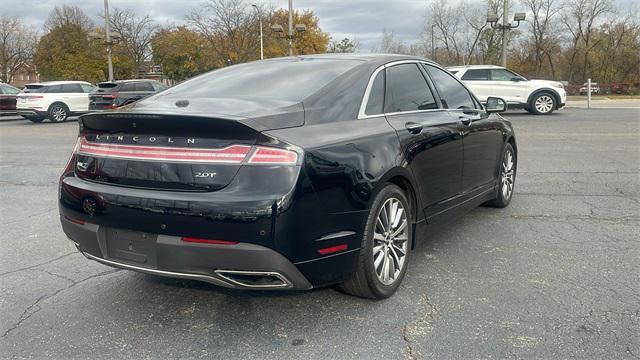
xmin=159 ymin=58 xmax=362 ymax=102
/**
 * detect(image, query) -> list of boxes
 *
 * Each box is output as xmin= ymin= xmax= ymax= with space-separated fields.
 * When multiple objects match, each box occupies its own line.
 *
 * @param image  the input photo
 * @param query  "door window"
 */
xmin=364 ymin=71 xmax=385 ymax=116
xmin=135 ymin=82 xmax=154 ymax=91
xmin=384 ymin=64 xmax=437 ymax=113
xmin=491 ymin=69 xmax=522 ymax=81
xmin=461 ymin=69 xmax=490 ymax=81
xmin=120 ymin=82 xmax=136 ymax=91
xmin=424 ymin=65 xmax=477 ymax=110
xmin=80 ymin=84 xmax=95 ymax=93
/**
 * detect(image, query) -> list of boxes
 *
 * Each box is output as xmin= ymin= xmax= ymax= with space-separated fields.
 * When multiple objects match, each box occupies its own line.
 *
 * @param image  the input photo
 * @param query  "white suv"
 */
xmin=16 ymin=81 xmax=95 ymax=122
xmin=447 ymin=65 xmax=566 ymax=115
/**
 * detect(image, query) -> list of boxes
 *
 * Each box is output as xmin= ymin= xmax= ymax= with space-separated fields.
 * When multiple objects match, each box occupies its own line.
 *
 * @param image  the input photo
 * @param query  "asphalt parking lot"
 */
xmin=1 ymin=107 xmax=638 ymax=359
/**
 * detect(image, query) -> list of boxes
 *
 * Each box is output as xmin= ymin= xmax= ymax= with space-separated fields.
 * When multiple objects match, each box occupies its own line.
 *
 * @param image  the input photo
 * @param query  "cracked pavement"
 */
xmin=1 ymin=108 xmax=639 ymax=359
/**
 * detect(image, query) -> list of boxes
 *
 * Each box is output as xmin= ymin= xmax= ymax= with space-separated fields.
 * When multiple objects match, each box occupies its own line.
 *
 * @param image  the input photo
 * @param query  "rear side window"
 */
xmin=424 ymin=65 xmax=476 ymax=110
xmin=23 ymin=85 xmax=47 ymax=93
xmin=364 ymin=71 xmax=384 ymax=116
xmin=61 ymin=84 xmax=83 ymax=93
xmin=135 ymin=82 xmax=154 ymax=91
xmin=153 ymin=82 xmax=167 ymax=91
xmin=384 ymin=64 xmax=437 ymax=113
xmin=461 ymin=69 xmax=489 ymax=81
xmin=80 ymin=84 xmax=95 ymax=93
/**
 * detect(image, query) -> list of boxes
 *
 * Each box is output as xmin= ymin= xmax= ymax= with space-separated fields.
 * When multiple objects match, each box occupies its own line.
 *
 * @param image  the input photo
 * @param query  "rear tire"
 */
xmin=48 ymin=103 xmax=69 ymax=122
xmin=485 ymin=143 xmax=516 ymax=208
xmin=339 ymin=184 xmax=412 ymax=299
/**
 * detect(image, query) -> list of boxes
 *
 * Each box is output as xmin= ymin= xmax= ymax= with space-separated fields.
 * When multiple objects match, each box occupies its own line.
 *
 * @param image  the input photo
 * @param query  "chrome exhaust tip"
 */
xmin=214 ymin=269 xmax=293 ymax=289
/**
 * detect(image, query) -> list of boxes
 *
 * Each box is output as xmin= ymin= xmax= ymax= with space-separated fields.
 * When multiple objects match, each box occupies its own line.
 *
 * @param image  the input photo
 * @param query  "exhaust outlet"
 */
xmin=214 ymin=269 xmax=293 ymax=289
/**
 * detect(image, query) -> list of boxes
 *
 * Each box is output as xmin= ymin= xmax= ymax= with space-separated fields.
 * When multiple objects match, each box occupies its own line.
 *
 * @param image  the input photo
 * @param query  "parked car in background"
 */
xmin=16 ymin=81 xmax=94 ymax=123
xmin=59 ymin=54 xmax=516 ymax=299
xmin=0 ymin=83 xmax=21 ymax=115
xmin=89 ymin=79 xmax=167 ymax=111
xmin=448 ymin=65 xmax=566 ymax=115
xmin=579 ymin=82 xmax=600 ymax=95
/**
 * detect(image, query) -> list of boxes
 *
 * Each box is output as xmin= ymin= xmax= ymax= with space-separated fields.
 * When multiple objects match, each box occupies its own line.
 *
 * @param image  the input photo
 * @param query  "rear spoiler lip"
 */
xmin=80 ymin=106 xmax=305 ymax=132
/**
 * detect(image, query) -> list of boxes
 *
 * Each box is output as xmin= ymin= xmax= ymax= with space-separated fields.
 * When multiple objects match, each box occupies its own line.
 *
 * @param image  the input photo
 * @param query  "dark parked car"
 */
xmin=0 ymin=83 xmax=20 ymax=115
xmin=89 ymin=79 xmax=167 ymax=110
xmin=59 ymin=54 xmax=516 ymax=299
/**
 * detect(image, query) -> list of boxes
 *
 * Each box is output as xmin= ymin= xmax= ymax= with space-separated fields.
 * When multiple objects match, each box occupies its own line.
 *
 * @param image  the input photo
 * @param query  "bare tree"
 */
xmin=521 ymin=0 xmax=562 ymax=77
xmin=562 ymin=0 xmax=613 ymax=81
xmin=375 ymin=29 xmax=410 ymax=54
xmin=187 ymin=0 xmax=263 ymax=64
xmin=107 ymin=8 xmax=159 ymax=74
xmin=0 ymin=16 xmax=38 ymax=83
xmin=44 ymin=5 xmax=93 ymax=32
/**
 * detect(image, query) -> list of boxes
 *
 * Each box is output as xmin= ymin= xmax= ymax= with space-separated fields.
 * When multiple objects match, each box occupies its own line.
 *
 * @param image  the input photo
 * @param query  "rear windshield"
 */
xmin=23 ymin=85 xmax=46 ymax=93
xmin=159 ymin=58 xmax=362 ymax=102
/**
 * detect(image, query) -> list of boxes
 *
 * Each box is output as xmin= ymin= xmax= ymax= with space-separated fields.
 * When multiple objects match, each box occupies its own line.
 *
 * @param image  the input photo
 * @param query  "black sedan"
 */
xmin=59 ymin=54 xmax=516 ymax=299
xmin=89 ymin=79 xmax=167 ymax=110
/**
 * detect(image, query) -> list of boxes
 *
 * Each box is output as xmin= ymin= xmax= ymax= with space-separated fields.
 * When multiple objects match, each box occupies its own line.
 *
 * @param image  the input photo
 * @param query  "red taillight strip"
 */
xmin=78 ymin=138 xmax=251 ymax=164
xmin=181 ymin=237 xmax=238 ymax=245
xmin=248 ymin=147 xmax=298 ymax=164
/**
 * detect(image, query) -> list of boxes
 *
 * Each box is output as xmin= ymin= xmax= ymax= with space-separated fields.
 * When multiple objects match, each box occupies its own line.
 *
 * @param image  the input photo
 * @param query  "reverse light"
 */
xmin=181 ymin=237 xmax=238 ymax=245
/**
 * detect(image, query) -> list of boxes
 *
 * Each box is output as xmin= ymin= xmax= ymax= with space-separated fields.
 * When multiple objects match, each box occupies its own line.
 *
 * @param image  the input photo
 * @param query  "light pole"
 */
xmin=431 ymin=24 xmax=436 ymax=61
xmin=487 ymin=0 xmax=525 ymax=67
xmin=270 ymin=1 xmax=305 ymax=57
xmin=104 ymin=0 xmax=114 ymax=81
xmin=252 ymin=4 xmax=264 ymax=60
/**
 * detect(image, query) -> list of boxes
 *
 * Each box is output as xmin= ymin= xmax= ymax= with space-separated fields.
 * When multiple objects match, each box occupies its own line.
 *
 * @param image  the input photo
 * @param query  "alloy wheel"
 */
xmin=51 ymin=105 xmax=66 ymax=122
xmin=534 ymin=95 xmax=554 ymax=114
xmin=372 ymin=197 xmax=409 ymax=285
xmin=501 ymin=149 xmax=515 ymax=200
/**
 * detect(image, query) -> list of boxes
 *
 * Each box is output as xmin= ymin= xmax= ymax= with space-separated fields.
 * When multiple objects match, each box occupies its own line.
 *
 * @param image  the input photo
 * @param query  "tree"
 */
xmin=328 ymin=37 xmax=359 ymax=53
xmin=44 ymin=5 xmax=93 ymax=32
xmin=264 ymin=9 xmax=330 ymax=57
xmin=151 ymin=26 xmax=217 ymax=82
xmin=34 ymin=23 xmax=105 ymax=83
xmin=0 ymin=16 xmax=38 ymax=83
xmin=375 ymin=29 xmax=410 ymax=54
xmin=107 ymin=7 xmax=158 ymax=76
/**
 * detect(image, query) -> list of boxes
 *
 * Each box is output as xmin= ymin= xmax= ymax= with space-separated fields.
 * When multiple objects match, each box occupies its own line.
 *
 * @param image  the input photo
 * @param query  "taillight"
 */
xmin=78 ymin=138 xmax=251 ymax=164
xmin=102 ymin=93 xmax=117 ymax=100
xmin=76 ymin=138 xmax=299 ymax=165
xmin=248 ymin=147 xmax=298 ymax=165
xmin=181 ymin=237 xmax=238 ymax=245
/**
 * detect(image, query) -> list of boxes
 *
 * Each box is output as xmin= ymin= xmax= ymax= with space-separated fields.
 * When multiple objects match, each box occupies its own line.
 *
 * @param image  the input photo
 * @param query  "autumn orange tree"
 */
xmin=263 ymin=9 xmax=330 ymax=57
xmin=151 ymin=27 xmax=218 ymax=82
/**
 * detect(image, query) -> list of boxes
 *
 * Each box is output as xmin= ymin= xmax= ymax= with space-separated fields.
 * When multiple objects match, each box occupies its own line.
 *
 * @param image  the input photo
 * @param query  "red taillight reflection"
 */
xmin=248 ymin=147 xmax=298 ymax=165
xmin=181 ymin=237 xmax=238 ymax=245
xmin=318 ymin=244 xmax=348 ymax=255
xmin=63 ymin=215 xmax=85 ymax=225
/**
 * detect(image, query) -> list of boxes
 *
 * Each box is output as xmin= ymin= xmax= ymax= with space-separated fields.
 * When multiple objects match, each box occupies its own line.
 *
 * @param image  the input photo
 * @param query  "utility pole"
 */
xmin=501 ymin=0 xmax=508 ymax=67
xmin=104 ymin=0 xmax=114 ymax=82
xmin=288 ymin=0 xmax=293 ymax=56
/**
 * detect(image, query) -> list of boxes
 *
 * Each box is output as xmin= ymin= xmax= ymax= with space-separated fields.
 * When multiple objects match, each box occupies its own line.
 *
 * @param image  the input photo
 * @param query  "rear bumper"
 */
xmin=62 ymin=216 xmax=313 ymax=290
xmin=17 ymin=109 xmax=46 ymax=117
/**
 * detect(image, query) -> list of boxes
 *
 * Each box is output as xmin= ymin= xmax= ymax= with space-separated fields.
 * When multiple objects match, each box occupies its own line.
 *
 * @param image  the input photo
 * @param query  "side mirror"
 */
xmin=485 ymin=97 xmax=507 ymax=113
xmin=510 ymin=77 xmax=521 ymax=82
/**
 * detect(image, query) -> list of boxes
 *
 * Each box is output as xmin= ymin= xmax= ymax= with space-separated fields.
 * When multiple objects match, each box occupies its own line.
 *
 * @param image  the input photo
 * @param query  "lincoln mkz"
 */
xmin=59 ymin=54 xmax=516 ymax=298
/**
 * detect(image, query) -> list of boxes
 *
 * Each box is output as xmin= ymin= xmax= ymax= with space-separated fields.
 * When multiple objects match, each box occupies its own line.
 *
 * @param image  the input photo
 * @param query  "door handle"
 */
xmin=405 ymin=122 xmax=423 ymax=134
xmin=459 ymin=117 xmax=472 ymax=126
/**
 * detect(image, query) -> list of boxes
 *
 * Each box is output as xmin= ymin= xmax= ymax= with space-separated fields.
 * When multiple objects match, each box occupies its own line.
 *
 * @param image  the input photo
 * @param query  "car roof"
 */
xmin=261 ymin=53 xmax=439 ymax=67
xmin=447 ymin=65 xmax=504 ymax=70
xmin=24 ymin=81 xmax=92 ymax=86
xmin=98 ymin=79 xmax=158 ymax=84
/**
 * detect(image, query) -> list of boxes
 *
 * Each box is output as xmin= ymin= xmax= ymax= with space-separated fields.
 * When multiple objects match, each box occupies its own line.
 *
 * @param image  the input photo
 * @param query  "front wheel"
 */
xmin=530 ymin=93 xmax=556 ymax=115
xmin=339 ymin=184 xmax=412 ymax=299
xmin=485 ymin=143 xmax=516 ymax=208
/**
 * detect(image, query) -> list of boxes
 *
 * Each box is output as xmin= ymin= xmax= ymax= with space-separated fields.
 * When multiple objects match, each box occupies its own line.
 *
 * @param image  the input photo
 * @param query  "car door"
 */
xmin=460 ymin=68 xmax=491 ymax=102
xmin=381 ymin=62 xmax=464 ymax=219
xmin=61 ymin=83 xmax=87 ymax=112
xmin=424 ymin=64 xmax=500 ymax=197
xmin=490 ymin=68 xmax=528 ymax=103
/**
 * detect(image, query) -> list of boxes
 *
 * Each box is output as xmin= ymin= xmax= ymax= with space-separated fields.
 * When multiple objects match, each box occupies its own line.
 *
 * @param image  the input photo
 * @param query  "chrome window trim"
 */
xmin=358 ymin=60 xmax=453 ymax=120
